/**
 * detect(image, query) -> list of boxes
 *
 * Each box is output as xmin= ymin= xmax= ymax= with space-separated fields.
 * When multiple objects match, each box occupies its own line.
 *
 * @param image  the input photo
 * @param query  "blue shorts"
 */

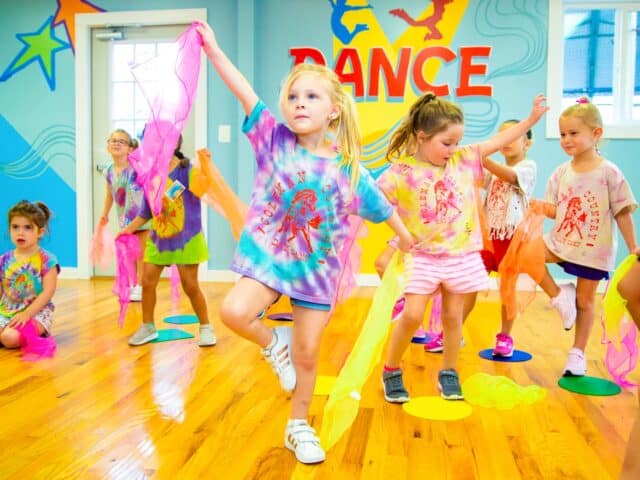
xmin=290 ymin=298 xmax=331 ymax=311
xmin=558 ymin=261 xmax=609 ymax=281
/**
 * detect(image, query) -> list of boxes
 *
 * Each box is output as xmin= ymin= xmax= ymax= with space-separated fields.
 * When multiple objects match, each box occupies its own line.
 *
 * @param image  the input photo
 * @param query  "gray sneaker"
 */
xmin=128 ymin=323 xmax=158 ymax=346
xmin=198 ymin=325 xmax=217 ymax=347
xmin=382 ymin=369 xmax=410 ymax=403
xmin=438 ymin=369 xmax=463 ymax=400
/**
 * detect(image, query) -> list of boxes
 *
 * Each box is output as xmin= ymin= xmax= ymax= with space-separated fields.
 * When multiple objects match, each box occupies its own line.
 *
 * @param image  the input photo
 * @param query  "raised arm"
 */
xmin=477 ymin=94 xmax=548 ymax=158
xmin=482 ymin=157 xmax=518 ymax=185
xmin=196 ymin=21 xmax=258 ymax=116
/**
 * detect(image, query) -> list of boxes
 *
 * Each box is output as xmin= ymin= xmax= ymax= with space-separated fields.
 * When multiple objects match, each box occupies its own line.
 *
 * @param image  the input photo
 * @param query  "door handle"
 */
xmin=96 ymin=163 xmax=109 ymax=173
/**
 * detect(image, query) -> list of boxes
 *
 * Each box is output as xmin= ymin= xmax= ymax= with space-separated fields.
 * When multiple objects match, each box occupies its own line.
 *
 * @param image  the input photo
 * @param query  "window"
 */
xmin=547 ymin=0 xmax=640 ymax=138
xmin=110 ymin=41 xmax=173 ymax=139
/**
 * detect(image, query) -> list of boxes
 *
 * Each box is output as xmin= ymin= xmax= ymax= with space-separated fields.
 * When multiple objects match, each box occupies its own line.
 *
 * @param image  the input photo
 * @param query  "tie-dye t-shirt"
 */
xmin=483 ymin=159 xmax=537 ymax=240
xmin=104 ymin=164 xmax=149 ymax=230
xmin=0 ymin=248 xmax=59 ymax=317
xmin=233 ymin=101 xmax=393 ymax=304
xmin=377 ymin=146 xmax=483 ymax=256
xmin=544 ymin=160 xmax=637 ymax=271
xmin=138 ymin=163 xmax=208 ymax=265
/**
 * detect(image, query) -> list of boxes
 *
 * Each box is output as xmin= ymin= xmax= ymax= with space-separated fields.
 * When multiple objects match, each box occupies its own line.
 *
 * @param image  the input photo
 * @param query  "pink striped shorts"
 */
xmin=405 ymin=252 xmax=490 ymax=295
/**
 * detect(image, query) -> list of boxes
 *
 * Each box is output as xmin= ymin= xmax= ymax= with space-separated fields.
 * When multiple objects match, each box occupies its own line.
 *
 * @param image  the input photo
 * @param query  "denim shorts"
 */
xmin=558 ymin=261 xmax=609 ymax=281
xmin=290 ymin=297 xmax=331 ymax=311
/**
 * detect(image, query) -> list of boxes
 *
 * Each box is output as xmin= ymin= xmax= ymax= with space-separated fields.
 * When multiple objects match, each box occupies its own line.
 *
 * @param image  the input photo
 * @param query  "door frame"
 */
xmin=75 ymin=8 xmax=208 ymax=279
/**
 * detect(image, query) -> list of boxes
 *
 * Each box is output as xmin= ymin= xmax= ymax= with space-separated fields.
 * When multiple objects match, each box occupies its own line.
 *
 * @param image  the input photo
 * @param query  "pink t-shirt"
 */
xmin=544 ymin=159 xmax=637 ymax=271
xmin=377 ymin=146 xmax=484 ymax=256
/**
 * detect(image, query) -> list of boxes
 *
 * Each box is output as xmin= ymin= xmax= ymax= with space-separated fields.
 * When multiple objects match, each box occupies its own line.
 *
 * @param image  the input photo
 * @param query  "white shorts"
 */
xmin=405 ymin=252 xmax=490 ymax=295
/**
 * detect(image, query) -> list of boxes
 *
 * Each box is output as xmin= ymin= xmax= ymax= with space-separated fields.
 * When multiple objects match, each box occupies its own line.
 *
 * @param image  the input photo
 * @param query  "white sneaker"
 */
xmin=284 ymin=419 xmax=326 ymax=464
xmin=551 ymin=284 xmax=576 ymax=330
xmin=130 ymin=284 xmax=142 ymax=302
xmin=128 ymin=323 xmax=158 ymax=346
xmin=563 ymin=347 xmax=586 ymax=376
xmin=198 ymin=325 xmax=216 ymax=347
xmin=261 ymin=326 xmax=296 ymax=392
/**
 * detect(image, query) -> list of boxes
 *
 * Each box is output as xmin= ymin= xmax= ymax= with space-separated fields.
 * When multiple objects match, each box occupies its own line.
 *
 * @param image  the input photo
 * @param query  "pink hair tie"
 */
xmin=576 ymin=97 xmax=589 ymax=104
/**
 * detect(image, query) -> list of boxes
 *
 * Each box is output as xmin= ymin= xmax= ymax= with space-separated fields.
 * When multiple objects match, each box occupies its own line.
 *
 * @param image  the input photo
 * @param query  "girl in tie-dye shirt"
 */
xmin=0 ymin=200 xmax=59 ymax=349
xmin=378 ymin=93 xmax=548 ymax=402
xmin=198 ymin=21 xmax=413 ymax=465
xmin=100 ymin=129 xmax=149 ymax=301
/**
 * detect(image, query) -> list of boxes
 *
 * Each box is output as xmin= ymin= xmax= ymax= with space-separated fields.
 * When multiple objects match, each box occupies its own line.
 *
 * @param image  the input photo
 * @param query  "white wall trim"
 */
xmin=74 ymin=8 xmax=207 ymax=280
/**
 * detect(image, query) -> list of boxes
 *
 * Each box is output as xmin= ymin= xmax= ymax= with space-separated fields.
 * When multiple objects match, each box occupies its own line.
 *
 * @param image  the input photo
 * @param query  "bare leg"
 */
xmin=289 ymin=306 xmax=328 ymax=419
xmin=176 ymin=264 xmax=209 ymax=325
xmin=141 ymin=263 xmax=163 ymax=325
xmin=441 ymin=290 xmax=465 ymax=370
xmin=220 ymin=277 xmax=280 ymax=348
xmin=573 ymin=277 xmax=599 ymax=351
xmin=385 ymin=293 xmax=431 ymax=368
xmin=134 ymin=230 xmax=149 ymax=285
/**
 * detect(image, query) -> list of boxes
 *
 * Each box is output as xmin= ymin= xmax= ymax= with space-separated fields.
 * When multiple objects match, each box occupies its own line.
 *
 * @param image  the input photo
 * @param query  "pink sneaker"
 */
xmin=391 ymin=297 xmax=406 ymax=321
xmin=492 ymin=333 xmax=514 ymax=357
xmin=424 ymin=332 xmax=444 ymax=353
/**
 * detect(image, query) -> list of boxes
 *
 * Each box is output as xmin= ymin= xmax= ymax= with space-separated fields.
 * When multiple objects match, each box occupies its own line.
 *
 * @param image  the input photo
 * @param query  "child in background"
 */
xmin=538 ymin=99 xmax=636 ymax=376
xmin=121 ymin=135 xmax=216 ymax=348
xmin=100 ymin=129 xmax=149 ymax=301
xmin=481 ymin=120 xmax=536 ymax=356
xmin=0 ymin=201 xmax=59 ymax=348
xmin=618 ymin=247 xmax=640 ymax=480
xmin=378 ymin=93 xmax=548 ymax=402
xmin=197 ymin=21 xmax=413 ymax=464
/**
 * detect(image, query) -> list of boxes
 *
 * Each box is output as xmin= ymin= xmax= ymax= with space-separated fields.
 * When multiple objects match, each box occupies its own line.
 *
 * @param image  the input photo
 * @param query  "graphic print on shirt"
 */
xmin=258 ymin=172 xmax=334 ymax=264
xmin=419 ymin=175 xmax=463 ymax=224
xmin=153 ymin=178 xmax=185 ymax=239
xmin=277 ymin=189 xmax=322 ymax=253
xmin=557 ymin=196 xmax=587 ymax=244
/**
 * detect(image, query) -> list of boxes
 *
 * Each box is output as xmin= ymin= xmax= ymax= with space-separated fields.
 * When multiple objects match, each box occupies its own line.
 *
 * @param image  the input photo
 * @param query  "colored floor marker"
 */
xmin=163 ymin=314 xmax=199 ymax=325
xmin=402 ymin=396 xmax=472 ymax=421
xmin=479 ymin=348 xmax=532 ymax=362
xmin=314 ymin=375 xmax=337 ymax=396
xmin=268 ymin=312 xmax=293 ymax=321
xmin=558 ymin=375 xmax=622 ymax=396
xmin=150 ymin=328 xmax=194 ymax=343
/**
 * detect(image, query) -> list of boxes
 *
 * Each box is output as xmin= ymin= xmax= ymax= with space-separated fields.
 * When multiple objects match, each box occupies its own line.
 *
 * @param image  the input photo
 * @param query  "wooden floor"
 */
xmin=0 ymin=279 xmax=636 ymax=479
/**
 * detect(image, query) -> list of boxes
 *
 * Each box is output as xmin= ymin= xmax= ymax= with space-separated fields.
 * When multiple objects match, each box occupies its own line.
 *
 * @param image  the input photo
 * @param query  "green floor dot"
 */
xmin=164 ymin=314 xmax=199 ymax=324
xmin=558 ymin=375 xmax=622 ymax=396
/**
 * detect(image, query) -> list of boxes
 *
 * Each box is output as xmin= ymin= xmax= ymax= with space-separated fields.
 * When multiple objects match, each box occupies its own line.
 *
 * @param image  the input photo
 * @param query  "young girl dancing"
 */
xmin=538 ymin=99 xmax=636 ymax=376
xmin=377 ymin=93 xmax=548 ymax=402
xmin=481 ymin=120 xmax=536 ymax=356
xmin=196 ymin=21 xmax=413 ymax=464
xmin=100 ymin=129 xmax=149 ymax=301
xmin=0 ymin=201 xmax=59 ymax=349
xmin=121 ymin=135 xmax=216 ymax=348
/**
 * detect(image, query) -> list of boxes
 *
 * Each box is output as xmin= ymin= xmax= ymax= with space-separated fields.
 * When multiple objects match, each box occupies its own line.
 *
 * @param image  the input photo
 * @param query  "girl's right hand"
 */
xmin=195 ymin=21 xmax=218 ymax=54
xmin=528 ymin=94 xmax=549 ymax=124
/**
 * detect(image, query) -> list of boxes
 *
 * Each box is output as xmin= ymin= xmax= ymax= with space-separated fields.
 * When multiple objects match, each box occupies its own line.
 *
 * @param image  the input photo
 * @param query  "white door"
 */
xmin=91 ymin=25 xmax=195 ymax=276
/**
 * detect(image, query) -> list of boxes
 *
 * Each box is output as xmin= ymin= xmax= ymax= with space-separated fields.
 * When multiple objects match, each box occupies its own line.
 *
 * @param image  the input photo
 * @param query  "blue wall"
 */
xmin=0 ymin=0 xmax=637 ymax=275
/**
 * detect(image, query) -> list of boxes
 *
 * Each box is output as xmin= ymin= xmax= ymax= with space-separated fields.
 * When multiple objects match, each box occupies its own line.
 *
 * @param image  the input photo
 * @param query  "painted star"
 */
xmin=0 ymin=16 xmax=70 ymax=91
xmin=54 ymin=0 xmax=105 ymax=52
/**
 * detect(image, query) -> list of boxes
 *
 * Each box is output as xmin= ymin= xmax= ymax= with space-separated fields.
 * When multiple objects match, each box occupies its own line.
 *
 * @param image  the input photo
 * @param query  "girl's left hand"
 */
xmin=8 ymin=311 xmax=29 ymax=328
xmin=528 ymin=94 xmax=550 ymax=123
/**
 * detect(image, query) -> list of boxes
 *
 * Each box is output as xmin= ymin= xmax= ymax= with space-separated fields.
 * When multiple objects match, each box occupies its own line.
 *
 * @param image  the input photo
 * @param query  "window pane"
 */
xmin=563 ymin=9 xmax=614 ymax=98
xmin=112 ymin=44 xmax=134 ymax=82
xmin=134 ymin=43 xmax=157 ymax=65
xmin=112 ymin=82 xmax=134 ymax=119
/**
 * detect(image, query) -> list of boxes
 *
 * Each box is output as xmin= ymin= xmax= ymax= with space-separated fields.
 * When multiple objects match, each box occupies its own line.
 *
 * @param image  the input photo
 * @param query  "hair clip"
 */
xmin=576 ymin=97 xmax=589 ymax=104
